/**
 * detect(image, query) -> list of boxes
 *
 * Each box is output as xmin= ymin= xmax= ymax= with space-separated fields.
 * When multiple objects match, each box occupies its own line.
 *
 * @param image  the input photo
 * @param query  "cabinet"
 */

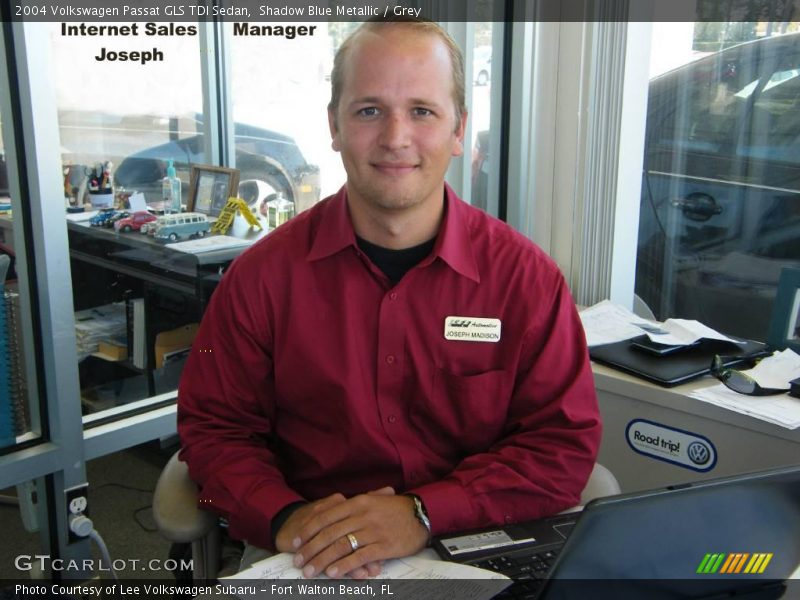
xmin=67 ymin=217 xmax=267 ymax=411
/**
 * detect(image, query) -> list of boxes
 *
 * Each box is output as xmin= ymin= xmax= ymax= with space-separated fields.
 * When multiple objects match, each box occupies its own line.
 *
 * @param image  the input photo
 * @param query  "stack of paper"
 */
xmin=579 ymin=300 xmax=742 ymax=348
xmin=690 ymin=349 xmax=800 ymax=429
xmin=165 ymin=235 xmax=253 ymax=254
xmin=74 ymin=303 xmax=128 ymax=361
xmin=223 ymin=550 xmax=510 ymax=600
xmin=579 ymin=301 xmax=648 ymax=347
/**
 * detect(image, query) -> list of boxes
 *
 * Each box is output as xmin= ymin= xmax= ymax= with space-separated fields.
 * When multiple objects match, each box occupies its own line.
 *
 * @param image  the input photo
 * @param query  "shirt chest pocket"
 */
xmin=409 ymin=367 xmax=512 ymax=454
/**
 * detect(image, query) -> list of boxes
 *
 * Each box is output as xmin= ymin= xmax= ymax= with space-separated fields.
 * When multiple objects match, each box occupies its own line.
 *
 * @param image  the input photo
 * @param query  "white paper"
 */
xmin=65 ymin=210 xmax=99 ymax=222
xmin=579 ymin=301 xmax=649 ymax=347
xmin=223 ymin=551 xmax=510 ymax=600
xmin=747 ymin=348 xmax=800 ymax=390
xmin=645 ymin=318 xmax=743 ymax=346
xmin=128 ymin=192 xmax=147 ymax=212
xmin=579 ymin=301 xmax=744 ymax=348
xmin=690 ymin=350 xmax=800 ymax=429
xmin=165 ymin=235 xmax=253 ymax=253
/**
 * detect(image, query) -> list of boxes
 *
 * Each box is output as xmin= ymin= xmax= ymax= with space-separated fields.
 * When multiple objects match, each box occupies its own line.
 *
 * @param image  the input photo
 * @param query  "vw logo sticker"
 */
xmin=625 ymin=419 xmax=717 ymax=472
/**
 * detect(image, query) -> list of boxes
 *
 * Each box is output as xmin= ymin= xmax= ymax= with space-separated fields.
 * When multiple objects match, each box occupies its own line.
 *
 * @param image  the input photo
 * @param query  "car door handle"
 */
xmin=670 ymin=192 xmax=722 ymax=221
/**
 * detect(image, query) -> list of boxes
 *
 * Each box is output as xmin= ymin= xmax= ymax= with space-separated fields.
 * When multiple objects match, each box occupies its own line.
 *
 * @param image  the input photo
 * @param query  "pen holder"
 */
xmin=89 ymin=190 xmax=114 ymax=208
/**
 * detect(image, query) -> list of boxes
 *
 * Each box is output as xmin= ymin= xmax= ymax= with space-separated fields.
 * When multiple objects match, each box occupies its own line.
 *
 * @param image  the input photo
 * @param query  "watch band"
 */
xmin=408 ymin=494 xmax=432 ymax=541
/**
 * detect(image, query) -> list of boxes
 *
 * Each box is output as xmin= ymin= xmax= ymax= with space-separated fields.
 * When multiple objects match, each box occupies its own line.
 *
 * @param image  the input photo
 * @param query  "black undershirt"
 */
xmin=356 ymin=235 xmax=437 ymax=285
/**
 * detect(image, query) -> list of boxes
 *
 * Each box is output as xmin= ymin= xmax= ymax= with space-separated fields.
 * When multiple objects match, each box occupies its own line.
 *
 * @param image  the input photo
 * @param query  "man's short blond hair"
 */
xmin=328 ymin=18 xmax=466 ymax=130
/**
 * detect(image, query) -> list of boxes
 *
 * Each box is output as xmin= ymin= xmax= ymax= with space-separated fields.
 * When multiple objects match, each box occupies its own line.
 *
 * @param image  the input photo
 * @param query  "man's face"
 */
xmin=329 ymin=27 xmax=467 ymax=214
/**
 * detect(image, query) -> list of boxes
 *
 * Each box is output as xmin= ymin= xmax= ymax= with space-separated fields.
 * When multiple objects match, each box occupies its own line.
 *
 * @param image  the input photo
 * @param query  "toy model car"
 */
xmin=114 ymin=211 xmax=157 ymax=233
xmin=153 ymin=212 xmax=210 ymax=242
xmin=89 ymin=208 xmax=118 ymax=227
xmin=104 ymin=211 xmax=130 ymax=228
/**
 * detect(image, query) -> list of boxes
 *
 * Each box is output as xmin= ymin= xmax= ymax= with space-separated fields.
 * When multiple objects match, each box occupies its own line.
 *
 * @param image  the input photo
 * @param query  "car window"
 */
xmin=737 ymin=68 xmax=800 ymax=164
xmin=637 ymin=30 xmax=800 ymax=342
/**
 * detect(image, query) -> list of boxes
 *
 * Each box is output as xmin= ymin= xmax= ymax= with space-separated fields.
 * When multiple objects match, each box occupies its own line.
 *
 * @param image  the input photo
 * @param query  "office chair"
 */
xmin=153 ymin=452 xmax=620 ymax=581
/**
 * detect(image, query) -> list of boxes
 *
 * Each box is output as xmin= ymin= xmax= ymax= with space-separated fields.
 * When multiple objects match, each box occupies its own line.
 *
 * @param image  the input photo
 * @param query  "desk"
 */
xmin=593 ymin=363 xmax=800 ymax=492
xmin=67 ymin=215 xmax=267 ymax=297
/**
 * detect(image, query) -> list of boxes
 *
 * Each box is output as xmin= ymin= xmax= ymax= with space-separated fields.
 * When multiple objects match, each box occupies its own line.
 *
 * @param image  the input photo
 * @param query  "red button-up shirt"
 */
xmin=178 ymin=185 xmax=601 ymax=550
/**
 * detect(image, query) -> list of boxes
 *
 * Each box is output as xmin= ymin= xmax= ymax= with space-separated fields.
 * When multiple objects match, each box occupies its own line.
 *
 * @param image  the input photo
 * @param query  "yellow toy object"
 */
xmin=211 ymin=197 xmax=263 ymax=235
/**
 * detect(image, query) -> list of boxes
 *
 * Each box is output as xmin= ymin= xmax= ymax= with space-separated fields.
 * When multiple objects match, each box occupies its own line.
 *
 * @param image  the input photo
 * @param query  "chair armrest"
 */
xmin=579 ymin=463 xmax=621 ymax=506
xmin=153 ymin=450 xmax=218 ymax=543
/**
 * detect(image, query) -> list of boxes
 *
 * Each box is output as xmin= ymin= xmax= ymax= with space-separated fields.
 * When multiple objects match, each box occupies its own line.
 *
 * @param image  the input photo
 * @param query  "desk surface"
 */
xmin=68 ymin=212 xmax=269 ymax=261
xmin=592 ymin=362 xmax=800 ymax=442
xmin=65 ymin=213 xmax=272 ymax=297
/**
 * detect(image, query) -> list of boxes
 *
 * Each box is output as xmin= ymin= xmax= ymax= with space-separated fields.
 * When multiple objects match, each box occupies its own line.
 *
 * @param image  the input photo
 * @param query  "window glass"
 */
xmin=48 ymin=24 xmax=208 ymax=417
xmin=636 ymin=23 xmax=800 ymax=340
xmin=470 ymin=22 xmax=497 ymax=213
xmin=229 ymin=22 xmax=330 ymax=213
xmin=230 ymin=21 xmax=500 ymax=217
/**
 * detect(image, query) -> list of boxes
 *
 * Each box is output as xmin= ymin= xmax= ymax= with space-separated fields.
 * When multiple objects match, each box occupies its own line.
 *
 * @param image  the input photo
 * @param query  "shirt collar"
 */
xmin=307 ymin=186 xmax=357 ymax=262
xmin=431 ymin=183 xmax=480 ymax=283
xmin=307 ymin=183 xmax=480 ymax=284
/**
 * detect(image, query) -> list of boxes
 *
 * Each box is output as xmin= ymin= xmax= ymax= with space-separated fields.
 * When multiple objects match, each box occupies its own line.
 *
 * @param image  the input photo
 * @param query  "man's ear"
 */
xmin=451 ymin=110 xmax=468 ymax=157
xmin=328 ymin=106 xmax=341 ymax=152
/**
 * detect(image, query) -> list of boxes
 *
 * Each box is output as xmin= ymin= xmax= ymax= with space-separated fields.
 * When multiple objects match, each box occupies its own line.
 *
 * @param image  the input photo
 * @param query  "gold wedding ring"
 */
xmin=346 ymin=533 xmax=359 ymax=553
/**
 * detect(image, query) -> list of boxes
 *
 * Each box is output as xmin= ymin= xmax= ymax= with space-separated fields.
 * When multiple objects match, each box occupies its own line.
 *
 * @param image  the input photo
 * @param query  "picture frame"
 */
xmin=187 ymin=165 xmax=240 ymax=218
xmin=767 ymin=267 xmax=800 ymax=353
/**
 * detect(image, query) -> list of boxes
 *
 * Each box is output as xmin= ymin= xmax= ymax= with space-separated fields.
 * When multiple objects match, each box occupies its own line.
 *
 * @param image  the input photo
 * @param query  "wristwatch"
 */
xmin=407 ymin=494 xmax=432 ymax=542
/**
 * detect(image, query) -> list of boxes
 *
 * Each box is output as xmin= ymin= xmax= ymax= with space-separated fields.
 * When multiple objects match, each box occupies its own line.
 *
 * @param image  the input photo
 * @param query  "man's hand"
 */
xmin=274 ymin=493 xmax=347 ymax=553
xmin=286 ymin=488 xmax=429 ymax=579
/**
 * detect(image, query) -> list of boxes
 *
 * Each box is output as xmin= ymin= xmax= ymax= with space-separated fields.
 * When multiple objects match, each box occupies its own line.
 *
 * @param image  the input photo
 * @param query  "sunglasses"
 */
xmin=710 ymin=355 xmax=789 ymax=396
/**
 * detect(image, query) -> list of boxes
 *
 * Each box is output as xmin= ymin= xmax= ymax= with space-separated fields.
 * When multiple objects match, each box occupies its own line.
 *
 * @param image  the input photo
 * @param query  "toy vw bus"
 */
xmin=153 ymin=212 xmax=210 ymax=242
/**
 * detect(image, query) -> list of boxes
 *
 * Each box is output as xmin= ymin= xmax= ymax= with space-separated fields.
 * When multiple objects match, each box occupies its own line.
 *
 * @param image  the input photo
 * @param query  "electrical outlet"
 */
xmin=66 ymin=484 xmax=89 ymax=515
xmin=65 ymin=484 xmax=89 ymax=544
xmin=69 ymin=496 xmax=87 ymax=514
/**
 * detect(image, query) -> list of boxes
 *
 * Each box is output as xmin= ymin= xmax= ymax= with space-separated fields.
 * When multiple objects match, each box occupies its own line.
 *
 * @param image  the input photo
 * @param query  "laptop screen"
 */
xmin=543 ymin=465 xmax=800 ymax=599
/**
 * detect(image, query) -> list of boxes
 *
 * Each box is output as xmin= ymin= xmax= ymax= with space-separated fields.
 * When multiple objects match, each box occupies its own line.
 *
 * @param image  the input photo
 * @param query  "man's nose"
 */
xmin=379 ymin=113 xmax=411 ymax=149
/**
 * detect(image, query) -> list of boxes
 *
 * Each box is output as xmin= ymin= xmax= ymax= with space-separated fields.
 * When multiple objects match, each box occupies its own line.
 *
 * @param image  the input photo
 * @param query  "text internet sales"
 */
xmin=259 ymin=5 xmax=422 ymax=17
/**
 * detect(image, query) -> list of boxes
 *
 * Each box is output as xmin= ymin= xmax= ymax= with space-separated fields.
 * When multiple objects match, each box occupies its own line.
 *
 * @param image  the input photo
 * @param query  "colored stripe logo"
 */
xmin=697 ymin=553 xmax=773 ymax=574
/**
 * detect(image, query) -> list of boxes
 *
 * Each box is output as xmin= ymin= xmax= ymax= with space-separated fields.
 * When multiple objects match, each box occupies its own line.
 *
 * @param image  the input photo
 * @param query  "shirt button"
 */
xmin=388 ymin=415 xmax=397 ymax=423
xmin=389 ymin=292 xmax=398 ymax=300
xmin=504 ymin=515 xmax=513 ymax=524
xmin=386 ymin=355 xmax=395 ymax=364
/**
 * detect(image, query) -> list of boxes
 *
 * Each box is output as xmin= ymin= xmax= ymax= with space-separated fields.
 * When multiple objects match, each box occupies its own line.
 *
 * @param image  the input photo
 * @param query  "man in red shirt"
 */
xmin=178 ymin=19 xmax=601 ymax=580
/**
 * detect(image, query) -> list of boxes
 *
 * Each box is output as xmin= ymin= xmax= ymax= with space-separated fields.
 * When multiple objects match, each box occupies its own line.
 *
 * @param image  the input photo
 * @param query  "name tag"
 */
xmin=444 ymin=316 xmax=502 ymax=343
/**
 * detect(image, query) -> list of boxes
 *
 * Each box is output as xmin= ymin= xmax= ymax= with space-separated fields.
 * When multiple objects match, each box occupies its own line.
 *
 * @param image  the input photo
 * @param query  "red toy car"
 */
xmin=114 ymin=211 xmax=157 ymax=233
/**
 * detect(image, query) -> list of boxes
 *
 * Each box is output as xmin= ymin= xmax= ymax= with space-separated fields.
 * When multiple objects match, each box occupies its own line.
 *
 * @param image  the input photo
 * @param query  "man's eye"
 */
xmin=413 ymin=108 xmax=433 ymax=117
xmin=358 ymin=107 xmax=379 ymax=117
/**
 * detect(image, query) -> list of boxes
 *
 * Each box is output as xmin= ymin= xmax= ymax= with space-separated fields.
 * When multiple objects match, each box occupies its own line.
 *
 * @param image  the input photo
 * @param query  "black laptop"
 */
xmin=434 ymin=465 xmax=800 ymax=599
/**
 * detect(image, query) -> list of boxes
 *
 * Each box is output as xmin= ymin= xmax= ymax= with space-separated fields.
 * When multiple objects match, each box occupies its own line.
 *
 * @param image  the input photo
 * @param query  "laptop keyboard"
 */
xmin=472 ymin=548 xmax=561 ymax=600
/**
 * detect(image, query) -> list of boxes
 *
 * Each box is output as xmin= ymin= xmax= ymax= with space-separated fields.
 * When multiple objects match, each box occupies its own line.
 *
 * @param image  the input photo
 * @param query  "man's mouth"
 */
xmin=372 ymin=162 xmax=418 ymax=175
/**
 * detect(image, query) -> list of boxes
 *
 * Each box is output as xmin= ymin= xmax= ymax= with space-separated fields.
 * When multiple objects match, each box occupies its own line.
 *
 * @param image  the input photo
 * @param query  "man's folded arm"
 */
xmin=411 ymin=276 xmax=602 ymax=535
xmin=177 ymin=264 xmax=302 ymax=550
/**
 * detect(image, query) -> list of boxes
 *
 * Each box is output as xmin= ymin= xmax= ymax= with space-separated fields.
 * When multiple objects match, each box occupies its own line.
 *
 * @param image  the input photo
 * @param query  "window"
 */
xmin=468 ymin=22 xmax=500 ymax=214
xmin=48 ymin=24 xmax=207 ymax=417
xmin=636 ymin=24 xmax=800 ymax=340
xmin=229 ymin=21 xmax=502 ymax=215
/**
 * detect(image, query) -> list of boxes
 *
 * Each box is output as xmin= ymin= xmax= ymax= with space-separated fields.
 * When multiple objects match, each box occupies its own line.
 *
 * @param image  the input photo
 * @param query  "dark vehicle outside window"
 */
xmin=0 ymin=111 xmax=321 ymax=216
xmin=636 ymin=32 xmax=800 ymax=341
xmin=113 ymin=116 xmax=320 ymax=214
